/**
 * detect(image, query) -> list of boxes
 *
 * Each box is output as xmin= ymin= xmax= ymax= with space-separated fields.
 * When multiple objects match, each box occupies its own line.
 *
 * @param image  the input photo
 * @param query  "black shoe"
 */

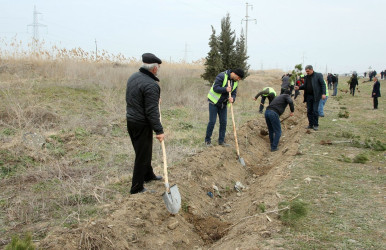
xmin=219 ymin=142 xmax=231 ymax=147
xmin=145 ymin=176 xmax=163 ymax=183
xmin=259 ymin=110 xmax=263 ymax=114
xmin=205 ymin=141 xmax=212 ymax=146
xmin=306 ymin=125 xmax=313 ymax=129
xmin=131 ymin=188 xmax=147 ymax=194
xmin=271 ymin=148 xmax=279 ymax=152
xmin=313 ymin=126 xmax=319 ymax=131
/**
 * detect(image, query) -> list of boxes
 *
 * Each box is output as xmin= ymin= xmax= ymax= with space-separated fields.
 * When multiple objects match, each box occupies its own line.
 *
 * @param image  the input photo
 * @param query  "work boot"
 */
xmin=219 ymin=142 xmax=231 ymax=147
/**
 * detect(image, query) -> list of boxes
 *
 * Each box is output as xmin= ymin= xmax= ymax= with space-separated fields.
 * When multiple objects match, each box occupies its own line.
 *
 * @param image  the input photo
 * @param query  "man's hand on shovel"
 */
xmin=156 ymin=133 xmax=165 ymax=142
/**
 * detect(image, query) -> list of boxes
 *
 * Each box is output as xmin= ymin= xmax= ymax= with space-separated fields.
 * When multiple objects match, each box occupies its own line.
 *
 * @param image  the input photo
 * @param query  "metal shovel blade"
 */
xmin=239 ymin=156 xmax=246 ymax=167
xmin=162 ymin=184 xmax=181 ymax=214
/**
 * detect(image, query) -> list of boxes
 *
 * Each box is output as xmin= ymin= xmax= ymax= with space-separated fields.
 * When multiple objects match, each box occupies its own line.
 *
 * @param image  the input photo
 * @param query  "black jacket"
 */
xmin=299 ymin=72 xmax=326 ymax=103
xmin=126 ymin=68 xmax=163 ymax=135
xmin=372 ymin=80 xmax=381 ymax=98
xmin=266 ymin=94 xmax=294 ymax=116
xmin=350 ymin=76 xmax=358 ymax=88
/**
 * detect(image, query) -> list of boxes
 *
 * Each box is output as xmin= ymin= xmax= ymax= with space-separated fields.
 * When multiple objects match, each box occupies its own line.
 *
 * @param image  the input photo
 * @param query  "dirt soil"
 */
xmin=37 ymin=95 xmax=309 ymax=249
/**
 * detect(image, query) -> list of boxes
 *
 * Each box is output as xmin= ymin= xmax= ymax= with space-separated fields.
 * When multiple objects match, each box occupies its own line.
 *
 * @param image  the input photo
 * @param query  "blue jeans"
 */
xmin=205 ymin=103 xmax=227 ymax=143
xmin=318 ymin=96 xmax=328 ymax=117
xmin=332 ymin=82 xmax=338 ymax=96
xmin=306 ymin=95 xmax=320 ymax=127
xmin=264 ymin=109 xmax=281 ymax=150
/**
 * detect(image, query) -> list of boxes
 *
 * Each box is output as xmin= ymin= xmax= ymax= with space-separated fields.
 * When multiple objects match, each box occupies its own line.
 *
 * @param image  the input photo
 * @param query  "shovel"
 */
xmin=159 ymin=104 xmax=181 ymax=214
xmin=161 ymin=140 xmax=181 ymax=214
xmin=228 ymin=80 xmax=246 ymax=167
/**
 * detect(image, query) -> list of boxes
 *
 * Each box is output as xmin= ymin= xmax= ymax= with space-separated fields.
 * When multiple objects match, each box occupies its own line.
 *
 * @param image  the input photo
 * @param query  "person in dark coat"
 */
xmin=327 ymin=73 xmax=333 ymax=90
xmin=372 ymin=76 xmax=381 ymax=109
xmin=295 ymin=65 xmax=326 ymax=131
xmin=350 ymin=73 xmax=359 ymax=96
xmin=126 ymin=53 xmax=164 ymax=194
xmin=264 ymin=90 xmax=294 ymax=152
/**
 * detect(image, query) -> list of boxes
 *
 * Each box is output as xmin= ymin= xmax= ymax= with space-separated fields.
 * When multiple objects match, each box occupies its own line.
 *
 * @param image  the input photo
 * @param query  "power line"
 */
xmin=241 ymin=2 xmax=256 ymax=54
xmin=27 ymin=5 xmax=46 ymax=51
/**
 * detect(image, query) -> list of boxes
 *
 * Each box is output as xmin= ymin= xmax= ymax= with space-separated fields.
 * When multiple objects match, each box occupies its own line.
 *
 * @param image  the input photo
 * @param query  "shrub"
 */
xmin=5 ymin=234 xmax=36 ymax=250
xmin=278 ymin=199 xmax=308 ymax=226
xmin=353 ymin=153 xmax=368 ymax=164
xmin=338 ymin=110 xmax=349 ymax=118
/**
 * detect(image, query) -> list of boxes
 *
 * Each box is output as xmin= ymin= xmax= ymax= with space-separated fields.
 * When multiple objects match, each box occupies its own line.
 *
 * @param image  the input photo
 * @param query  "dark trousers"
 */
xmin=294 ymin=89 xmax=301 ymax=99
xmin=259 ymin=96 xmax=274 ymax=112
xmin=205 ymin=103 xmax=227 ymax=143
xmin=328 ymin=82 xmax=332 ymax=90
xmin=127 ymin=120 xmax=156 ymax=194
xmin=373 ymin=97 xmax=378 ymax=109
xmin=264 ymin=109 xmax=281 ymax=150
xmin=350 ymin=87 xmax=355 ymax=96
xmin=306 ymin=95 xmax=320 ymax=127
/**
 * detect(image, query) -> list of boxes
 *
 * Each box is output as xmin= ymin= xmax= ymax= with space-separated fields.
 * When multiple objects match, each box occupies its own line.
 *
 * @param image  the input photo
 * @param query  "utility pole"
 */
xmin=183 ymin=42 xmax=191 ymax=63
xmin=301 ymin=52 xmax=306 ymax=67
xmin=28 ymin=5 xmax=46 ymax=52
xmin=241 ymin=2 xmax=256 ymax=54
xmin=95 ymin=39 xmax=98 ymax=61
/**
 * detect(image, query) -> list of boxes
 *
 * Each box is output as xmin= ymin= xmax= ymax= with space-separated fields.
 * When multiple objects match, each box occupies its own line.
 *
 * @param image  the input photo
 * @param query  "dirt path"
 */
xmin=38 ymin=96 xmax=310 ymax=249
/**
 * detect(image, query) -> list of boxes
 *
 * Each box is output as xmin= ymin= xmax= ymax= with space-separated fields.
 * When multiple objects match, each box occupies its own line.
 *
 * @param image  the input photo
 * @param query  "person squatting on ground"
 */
xmin=205 ymin=69 xmax=244 ymax=146
xmin=349 ymin=73 xmax=359 ymax=96
xmin=253 ymin=87 xmax=277 ymax=114
xmin=295 ymin=65 xmax=326 ymax=131
xmin=318 ymin=79 xmax=329 ymax=117
xmin=372 ymin=76 xmax=381 ymax=109
xmin=264 ymin=90 xmax=294 ymax=152
xmin=126 ymin=53 xmax=164 ymax=194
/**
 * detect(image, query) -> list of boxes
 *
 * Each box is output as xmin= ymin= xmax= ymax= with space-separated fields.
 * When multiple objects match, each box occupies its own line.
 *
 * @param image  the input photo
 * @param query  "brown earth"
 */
xmin=38 ymin=97 xmax=310 ymax=249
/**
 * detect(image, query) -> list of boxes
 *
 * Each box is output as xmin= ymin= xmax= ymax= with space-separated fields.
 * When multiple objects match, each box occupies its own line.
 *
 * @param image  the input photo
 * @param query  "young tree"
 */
xmin=234 ymin=30 xmax=250 ymax=77
xmin=201 ymin=26 xmax=223 ymax=83
xmin=218 ymin=13 xmax=236 ymax=70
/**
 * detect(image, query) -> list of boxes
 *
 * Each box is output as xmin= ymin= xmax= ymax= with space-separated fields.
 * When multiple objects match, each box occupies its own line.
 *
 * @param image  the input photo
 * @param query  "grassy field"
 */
xmin=0 ymin=57 xmax=385 ymax=249
xmin=270 ymin=78 xmax=386 ymax=249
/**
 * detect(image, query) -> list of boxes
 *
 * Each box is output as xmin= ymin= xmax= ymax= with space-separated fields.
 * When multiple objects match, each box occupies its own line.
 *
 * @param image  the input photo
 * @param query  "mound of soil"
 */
xmin=39 ymin=98 xmax=308 ymax=249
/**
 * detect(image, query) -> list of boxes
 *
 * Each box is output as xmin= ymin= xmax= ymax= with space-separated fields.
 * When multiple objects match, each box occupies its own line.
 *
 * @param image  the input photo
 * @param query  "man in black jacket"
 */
xmin=264 ymin=90 xmax=294 ymax=152
xmin=295 ymin=65 xmax=326 ymax=131
xmin=372 ymin=76 xmax=381 ymax=109
xmin=126 ymin=53 xmax=164 ymax=194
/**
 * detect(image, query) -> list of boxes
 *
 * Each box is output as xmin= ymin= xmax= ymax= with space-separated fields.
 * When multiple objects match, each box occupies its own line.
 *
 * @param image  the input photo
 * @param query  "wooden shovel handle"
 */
xmin=228 ymin=80 xmax=241 ymax=157
xmin=159 ymin=104 xmax=170 ymax=192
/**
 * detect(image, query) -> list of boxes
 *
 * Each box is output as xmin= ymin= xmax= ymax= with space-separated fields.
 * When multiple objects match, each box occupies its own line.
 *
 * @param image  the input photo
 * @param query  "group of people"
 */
xmin=125 ymin=52 xmax=380 ymax=194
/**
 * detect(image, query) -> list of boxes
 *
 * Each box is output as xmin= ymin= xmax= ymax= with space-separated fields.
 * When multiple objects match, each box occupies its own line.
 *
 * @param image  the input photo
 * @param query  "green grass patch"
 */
xmin=5 ymin=233 xmax=36 ymax=250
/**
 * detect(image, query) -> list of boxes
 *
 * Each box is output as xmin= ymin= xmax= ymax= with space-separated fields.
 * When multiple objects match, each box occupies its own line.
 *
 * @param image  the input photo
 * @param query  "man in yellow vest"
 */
xmin=205 ymin=69 xmax=245 ymax=146
xmin=253 ymin=87 xmax=277 ymax=113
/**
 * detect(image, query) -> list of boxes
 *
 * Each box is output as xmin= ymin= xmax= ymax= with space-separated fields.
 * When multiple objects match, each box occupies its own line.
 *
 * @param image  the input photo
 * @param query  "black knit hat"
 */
xmin=232 ymin=68 xmax=245 ymax=79
xmin=142 ymin=53 xmax=162 ymax=64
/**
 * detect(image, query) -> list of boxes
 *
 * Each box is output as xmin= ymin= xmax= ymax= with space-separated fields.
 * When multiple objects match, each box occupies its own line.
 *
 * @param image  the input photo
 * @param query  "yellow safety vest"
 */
xmin=207 ymin=72 xmax=238 ymax=104
xmin=262 ymin=87 xmax=276 ymax=97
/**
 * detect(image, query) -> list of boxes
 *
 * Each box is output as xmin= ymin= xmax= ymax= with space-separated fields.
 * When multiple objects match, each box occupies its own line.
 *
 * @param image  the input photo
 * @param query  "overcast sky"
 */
xmin=1 ymin=0 xmax=385 ymax=73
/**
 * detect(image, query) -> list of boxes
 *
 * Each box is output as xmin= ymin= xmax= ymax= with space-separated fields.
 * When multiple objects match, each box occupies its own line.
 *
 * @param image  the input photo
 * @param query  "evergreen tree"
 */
xmin=234 ymin=30 xmax=250 ymax=77
xmin=218 ymin=13 xmax=236 ymax=70
xmin=201 ymin=26 xmax=223 ymax=83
